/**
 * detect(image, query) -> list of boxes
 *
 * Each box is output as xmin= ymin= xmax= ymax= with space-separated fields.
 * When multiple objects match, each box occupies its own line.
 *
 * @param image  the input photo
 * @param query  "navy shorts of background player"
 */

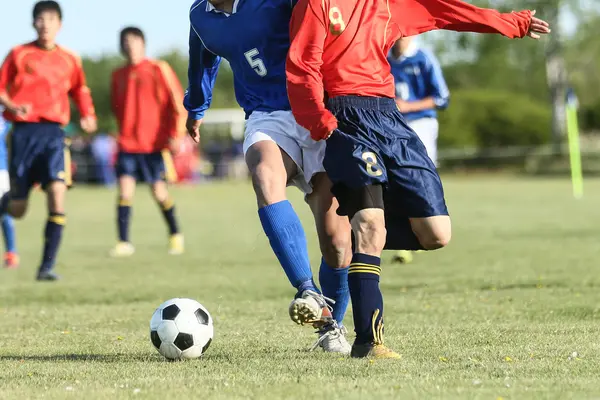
xmin=323 ymin=96 xmax=449 ymax=251
xmin=9 ymin=122 xmax=72 ymax=200
xmin=116 ymin=151 xmax=173 ymax=183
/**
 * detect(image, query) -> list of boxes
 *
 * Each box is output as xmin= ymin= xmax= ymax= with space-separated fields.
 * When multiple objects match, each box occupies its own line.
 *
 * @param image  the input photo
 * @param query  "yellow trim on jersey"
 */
xmin=155 ymin=61 xmax=186 ymax=137
xmin=161 ymin=149 xmax=177 ymax=184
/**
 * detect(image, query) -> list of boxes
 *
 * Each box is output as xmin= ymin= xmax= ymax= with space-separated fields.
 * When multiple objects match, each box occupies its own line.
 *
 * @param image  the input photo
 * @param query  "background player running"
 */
xmin=110 ymin=27 xmax=185 ymax=257
xmin=0 ymin=1 xmax=97 ymax=281
xmin=388 ymin=36 xmax=450 ymax=264
xmin=286 ymin=0 xmax=550 ymax=358
xmin=0 ymin=108 xmax=18 ymax=269
xmin=184 ymin=0 xmax=352 ymax=353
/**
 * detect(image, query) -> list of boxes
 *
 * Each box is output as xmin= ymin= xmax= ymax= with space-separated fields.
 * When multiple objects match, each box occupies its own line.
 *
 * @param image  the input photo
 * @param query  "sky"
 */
xmin=0 ymin=0 xmax=583 ymax=60
xmin=0 ymin=0 xmax=192 ymax=59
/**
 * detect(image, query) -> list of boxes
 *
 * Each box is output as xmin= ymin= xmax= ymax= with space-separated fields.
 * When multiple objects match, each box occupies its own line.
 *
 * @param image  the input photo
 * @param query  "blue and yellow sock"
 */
xmin=319 ymin=258 xmax=349 ymax=324
xmin=348 ymin=253 xmax=384 ymax=345
xmin=39 ymin=213 xmax=65 ymax=273
xmin=160 ymin=197 xmax=179 ymax=235
xmin=1 ymin=215 xmax=16 ymax=253
xmin=258 ymin=200 xmax=317 ymax=292
xmin=117 ymin=198 xmax=131 ymax=242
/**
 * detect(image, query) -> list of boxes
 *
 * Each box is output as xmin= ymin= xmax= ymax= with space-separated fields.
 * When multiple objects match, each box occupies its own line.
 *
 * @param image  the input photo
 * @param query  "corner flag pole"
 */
xmin=565 ymin=88 xmax=583 ymax=199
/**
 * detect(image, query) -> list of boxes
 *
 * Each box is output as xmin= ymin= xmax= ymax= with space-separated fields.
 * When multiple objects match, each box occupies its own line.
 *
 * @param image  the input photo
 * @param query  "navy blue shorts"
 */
xmin=116 ymin=151 xmax=176 ymax=183
xmin=9 ymin=122 xmax=71 ymax=200
xmin=324 ymin=96 xmax=448 ymax=235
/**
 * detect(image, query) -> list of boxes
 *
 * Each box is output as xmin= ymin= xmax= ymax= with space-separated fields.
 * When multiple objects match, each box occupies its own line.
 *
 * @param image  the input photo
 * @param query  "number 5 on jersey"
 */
xmin=244 ymin=48 xmax=267 ymax=77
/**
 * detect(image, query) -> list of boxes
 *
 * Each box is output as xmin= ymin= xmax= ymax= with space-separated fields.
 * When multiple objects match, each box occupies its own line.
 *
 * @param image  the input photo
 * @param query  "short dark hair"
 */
xmin=120 ymin=26 xmax=145 ymax=51
xmin=33 ymin=1 xmax=62 ymax=20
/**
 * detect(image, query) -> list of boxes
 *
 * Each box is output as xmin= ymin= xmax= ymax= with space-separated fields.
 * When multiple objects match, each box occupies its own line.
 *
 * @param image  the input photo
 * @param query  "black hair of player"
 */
xmin=33 ymin=1 xmax=62 ymax=20
xmin=120 ymin=26 xmax=146 ymax=53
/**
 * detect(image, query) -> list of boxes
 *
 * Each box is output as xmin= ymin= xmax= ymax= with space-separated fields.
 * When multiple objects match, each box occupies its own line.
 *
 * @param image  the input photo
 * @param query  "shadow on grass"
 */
xmin=0 ymin=353 xmax=164 ymax=363
xmin=0 ymin=352 xmax=238 ymax=363
xmin=479 ymin=281 xmax=567 ymax=291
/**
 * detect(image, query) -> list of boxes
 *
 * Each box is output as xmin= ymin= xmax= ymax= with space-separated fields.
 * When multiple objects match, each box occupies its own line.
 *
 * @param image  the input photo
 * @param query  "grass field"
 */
xmin=1 ymin=177 xmax=600 ymax=399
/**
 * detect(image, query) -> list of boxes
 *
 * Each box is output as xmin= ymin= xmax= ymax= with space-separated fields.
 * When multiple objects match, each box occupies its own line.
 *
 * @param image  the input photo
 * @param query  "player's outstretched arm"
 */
xmin=393 ymin=0 xmax=550 ymax=39
xmin=286 ymin=0 xmax=337 ymax=141
xmin=184 ymin=25 xmax=221 ymax=144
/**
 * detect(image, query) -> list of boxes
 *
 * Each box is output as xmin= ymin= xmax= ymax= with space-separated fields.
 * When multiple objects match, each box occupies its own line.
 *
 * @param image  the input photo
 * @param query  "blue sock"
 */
xmin=1 ymin=215 xmax=16 ymax=252
xmin=348 ymin=253 xmax=384 ymax=345
xmin=319 ymin=258 xmax=349 ymax=324
xmin=258 ymin=200 xmax=316 ymax=292
xmin=39 ymin=213 xmax=65 ymax=273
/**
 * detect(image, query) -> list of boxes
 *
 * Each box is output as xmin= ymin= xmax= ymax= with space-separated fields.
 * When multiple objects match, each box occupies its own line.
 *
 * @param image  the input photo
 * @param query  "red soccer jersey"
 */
xmin=111 ymin=59 xmax=185 ymax=153
xmin=286 ymin=0 xmax=532 ymax=140
xmin=0 ymin=42 xmax=96 ymax=125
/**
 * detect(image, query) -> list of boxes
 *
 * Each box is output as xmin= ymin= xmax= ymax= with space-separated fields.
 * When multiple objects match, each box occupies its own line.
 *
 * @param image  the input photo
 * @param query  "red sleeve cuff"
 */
xmin=512 ymin=10 xmax=532 ymax=38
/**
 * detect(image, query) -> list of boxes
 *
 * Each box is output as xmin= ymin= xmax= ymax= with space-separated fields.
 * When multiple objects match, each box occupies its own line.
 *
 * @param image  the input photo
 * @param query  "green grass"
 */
xmin=1 ymin=177 xmax=600 ymax=399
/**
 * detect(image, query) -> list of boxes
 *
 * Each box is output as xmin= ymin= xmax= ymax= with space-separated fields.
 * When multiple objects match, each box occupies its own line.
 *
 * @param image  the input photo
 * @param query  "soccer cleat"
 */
xmin=36 ymin=270 xmax=60 ymax=281
xmin=289 ymin=290 xmax=333 ymax=328
xmin=392 ymin=250 xmax=413 ymax=264
xmin=4 ymin=252 xmax=19 ymax=269
xmin=109 ymin=242 xmax=135 ymax=258
xmin=168 ymin=234 xmax=185 ymax=255
xmin=350 ymin=343 xmax=402 ymax=359
xmin=309 ymin=321 xmax=351 ymax=354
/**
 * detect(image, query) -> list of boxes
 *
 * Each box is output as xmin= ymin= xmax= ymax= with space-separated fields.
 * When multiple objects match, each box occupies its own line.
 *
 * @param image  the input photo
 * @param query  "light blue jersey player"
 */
xmin=0 ymin=108 xmax=18 ymax=268
xmin=388 ymin=37 xmax=450 ymax=166
xmin=184 ymin=0 xmax=352 ymax=353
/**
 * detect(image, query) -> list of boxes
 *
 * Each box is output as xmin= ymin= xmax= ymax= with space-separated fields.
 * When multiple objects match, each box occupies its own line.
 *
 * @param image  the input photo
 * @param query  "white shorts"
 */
xmin=408 ymin=118 xmax=439 ymax=166
xmin=0 ymin=170 xmax=9 ymax=196
xmin=244 ymin=110 xmax=325 ymax=194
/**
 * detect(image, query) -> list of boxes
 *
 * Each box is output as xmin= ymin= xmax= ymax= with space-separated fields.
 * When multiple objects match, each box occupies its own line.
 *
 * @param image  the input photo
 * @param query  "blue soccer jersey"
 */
xmin=388 ymin=42 xmax=450 ymax=122
xmin=184 ymin=0 xmax=295 ymax=120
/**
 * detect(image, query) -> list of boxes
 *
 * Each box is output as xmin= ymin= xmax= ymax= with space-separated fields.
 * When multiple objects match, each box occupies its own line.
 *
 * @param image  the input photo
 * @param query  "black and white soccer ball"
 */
xmin=149 ymin=298 xmax=213 ymax=360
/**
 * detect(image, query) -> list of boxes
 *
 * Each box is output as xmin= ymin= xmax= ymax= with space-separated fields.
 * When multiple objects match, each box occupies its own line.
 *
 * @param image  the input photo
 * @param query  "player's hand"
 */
xmin=527 ymin=10 xmax=551 ymax=39
xmin=80 ymin=116 xmax=97 ymax=133
xmin=8 ymin=103 xmax=31 ymax=117
xmin=395 ymin=99 xmax=410 ymax=113
xmin=186 ymin=117 xmax=202 ymax=144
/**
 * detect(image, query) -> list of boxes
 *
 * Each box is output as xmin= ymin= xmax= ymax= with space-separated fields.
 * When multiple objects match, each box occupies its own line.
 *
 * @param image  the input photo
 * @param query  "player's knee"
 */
xmin=416 ymin=223 xmax=451 ymax=250
xmin=320 ymin=230 xmax=351 ymax=268
xmin=351 ymin=209 xmax=386 ymax=254
xmin=251 ymin=163 xmax=286 ymax=206
xmin=9 ymin=202 xmax=27 ymax=219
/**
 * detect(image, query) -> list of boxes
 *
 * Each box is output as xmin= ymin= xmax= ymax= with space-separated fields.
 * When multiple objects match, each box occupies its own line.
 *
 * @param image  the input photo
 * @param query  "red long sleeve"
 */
xmin=286 ymin=0 xmax=337 ymax=141
xmin=287 ymin=0 xmax=533 ymax=142
xmin=69 ymin=58 xmax=96 ymax=120
xmin=392 ymin=0 xmax=531 ymax=38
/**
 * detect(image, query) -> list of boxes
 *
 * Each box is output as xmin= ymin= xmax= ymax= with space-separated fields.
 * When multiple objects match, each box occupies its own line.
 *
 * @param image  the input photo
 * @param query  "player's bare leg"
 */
xmin=305 ymin=172 xmax=352 ymax=354
xmin=36 ymin=181 xmax=67 ymax=281
xmin=151 ymin=180 xmax=183 ymax=255
xmin=409 ymin=215 xmax=451 ymax=250
xmin=110 ymin=175 xmax=136 ymax=257
xmin=246 ymin=141 xmax=333 ymax=329
xmin=6 ymin=199 xmax=28 ymax=219
xmin=348 ymin=207 xmax=401 ymax=359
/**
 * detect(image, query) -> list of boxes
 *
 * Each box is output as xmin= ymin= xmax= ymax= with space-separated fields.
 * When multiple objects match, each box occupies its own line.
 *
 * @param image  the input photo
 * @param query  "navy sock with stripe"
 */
xmin=348 ymin=253 xmax=384 ymax=345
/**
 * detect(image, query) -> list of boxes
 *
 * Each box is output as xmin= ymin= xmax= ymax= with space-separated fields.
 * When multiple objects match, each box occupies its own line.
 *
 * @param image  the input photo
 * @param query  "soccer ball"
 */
xmin=149 ymin=298 xmax=213 ymax=360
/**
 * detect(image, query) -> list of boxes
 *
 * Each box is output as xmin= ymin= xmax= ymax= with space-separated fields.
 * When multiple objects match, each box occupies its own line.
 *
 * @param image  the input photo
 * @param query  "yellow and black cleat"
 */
xmin=351 ymin=343 xmax=402 ymax=359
